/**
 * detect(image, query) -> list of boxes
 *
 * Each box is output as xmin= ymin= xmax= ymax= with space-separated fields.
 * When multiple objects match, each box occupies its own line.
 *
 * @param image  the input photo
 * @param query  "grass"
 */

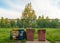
xmin=0 ymin=28 xmax=60 ymax=43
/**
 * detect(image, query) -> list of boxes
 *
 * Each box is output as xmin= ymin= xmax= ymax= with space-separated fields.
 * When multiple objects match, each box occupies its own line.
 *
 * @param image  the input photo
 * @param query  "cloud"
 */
xmin=0 ymin=0 xmax=60 ymax=19
xmin=49 ymin=0 xmax=60 ymax=8
xmin=0 ymin=8 xmax=21 ymax=19
xmin=5 ymin=0 xmax=30 ymax=11
xmin=5 ymin=0 xmax=23 ymax=11
xmin=0 ymin=0 xmax=30 ymax=19
xmin=0 ymin=0 xmax=24 ymax=19
xmin=30 ymin=0 xmax=60 ymax=19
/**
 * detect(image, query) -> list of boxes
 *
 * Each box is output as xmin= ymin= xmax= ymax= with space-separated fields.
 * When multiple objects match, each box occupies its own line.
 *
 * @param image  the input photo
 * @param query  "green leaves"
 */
xmin=21 ymin=3 xmax=36 ymax=28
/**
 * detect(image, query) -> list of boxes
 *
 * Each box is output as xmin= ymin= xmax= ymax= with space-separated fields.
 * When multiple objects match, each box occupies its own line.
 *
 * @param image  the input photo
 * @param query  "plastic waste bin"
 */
xmin=10 ymin=29 xmax=18 ymax=40
xmin=10 ymin=31 xmax=12 ymax=39
xmin=38 ymin=30 xmax=46 ymax=41
xmin=26 ymin=29 xmax=35 ymax=41
xmin=18 ymin=30 xmax=26 ymax=40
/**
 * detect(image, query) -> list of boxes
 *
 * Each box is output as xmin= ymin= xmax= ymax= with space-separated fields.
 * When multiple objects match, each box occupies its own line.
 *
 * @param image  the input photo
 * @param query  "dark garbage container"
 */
xmin=10 ymin=31 xmax=12 ymax=39
xmin=18 ymin=30 xmax=26 ymax=40
xmin=38 ymin=30 xmax=46 ymax=41
xmin=10 ymin=29 xmax=19 ymax=40
xmin=26 ymin=29 xmax=35 ymax=41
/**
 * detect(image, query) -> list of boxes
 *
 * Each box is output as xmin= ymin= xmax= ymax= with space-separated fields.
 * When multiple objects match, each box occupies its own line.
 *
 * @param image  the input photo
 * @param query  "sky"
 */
xmin=0 ymin=0 xmax=60 ymax=19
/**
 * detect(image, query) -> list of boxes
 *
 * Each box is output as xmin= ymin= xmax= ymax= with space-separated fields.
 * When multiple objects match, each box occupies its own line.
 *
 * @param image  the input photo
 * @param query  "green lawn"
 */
xmin=0 ymin=28 xmax=60 ymax=43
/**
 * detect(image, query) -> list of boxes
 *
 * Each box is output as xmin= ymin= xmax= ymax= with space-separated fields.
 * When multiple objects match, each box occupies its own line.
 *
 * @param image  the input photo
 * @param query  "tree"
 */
xmin=10 ymin=19 xmax=16 ymax=28
xmin=38 ymin=16 xmax=41 ymax=20
xmin=41 ymin=15 xmax=44 ymax=19
xmin=16 ymin=18 xmax=23 ymax=28
xmin=21 ymin=3 xmax=36 ymax=28
xmin=37 ymin=16 xmax=50 ymax=28
xmin=5 ymin=18 xmax=11 ymax=28
xmin=37 ymin=16 xmax=45 ymax=28
xmin=45 ymin=16 xmax=50 ymax=28
xmin=0 ymin=17 xmax=5 ymax=28
xmin=58 ymin=21 xmax=60 ymax=28
xmin=51 ymin=19 xmax=59 ymax=28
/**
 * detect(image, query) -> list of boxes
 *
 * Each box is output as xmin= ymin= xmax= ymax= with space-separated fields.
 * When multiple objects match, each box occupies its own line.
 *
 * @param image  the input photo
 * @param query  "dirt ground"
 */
xmin=12 ymin=40 xmax=60 ymax=43
xmin=26 ymin=40 xmax=50 ymax=43
xmin=11 ymin=40 xmax=50 ymax=43
xmin=56 ymin=41 xmax=60 ymax=43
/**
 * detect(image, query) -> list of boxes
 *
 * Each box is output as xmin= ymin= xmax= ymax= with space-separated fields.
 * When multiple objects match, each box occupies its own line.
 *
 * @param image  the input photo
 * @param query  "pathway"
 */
xmin=26 ymin=40 xmax=50 ymax=43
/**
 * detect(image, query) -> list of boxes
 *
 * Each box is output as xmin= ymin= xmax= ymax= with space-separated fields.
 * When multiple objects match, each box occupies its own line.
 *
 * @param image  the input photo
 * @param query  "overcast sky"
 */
xmin=0 ymin=0 xmax=60 ymax=19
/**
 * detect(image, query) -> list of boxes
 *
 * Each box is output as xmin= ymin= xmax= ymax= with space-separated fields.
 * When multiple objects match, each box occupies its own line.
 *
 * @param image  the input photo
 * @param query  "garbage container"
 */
xmin=10 ymin=29 xmax=18 ymax=40
xmin=26 ymin=29 xmax=35 ymax=41
xmin=10 ymin=31 xmax=12 ymax=39
xmin=38 ymin=30 xmax=46 ymax=41
xmin=18 ymin=30 xmax=26 ymax=40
